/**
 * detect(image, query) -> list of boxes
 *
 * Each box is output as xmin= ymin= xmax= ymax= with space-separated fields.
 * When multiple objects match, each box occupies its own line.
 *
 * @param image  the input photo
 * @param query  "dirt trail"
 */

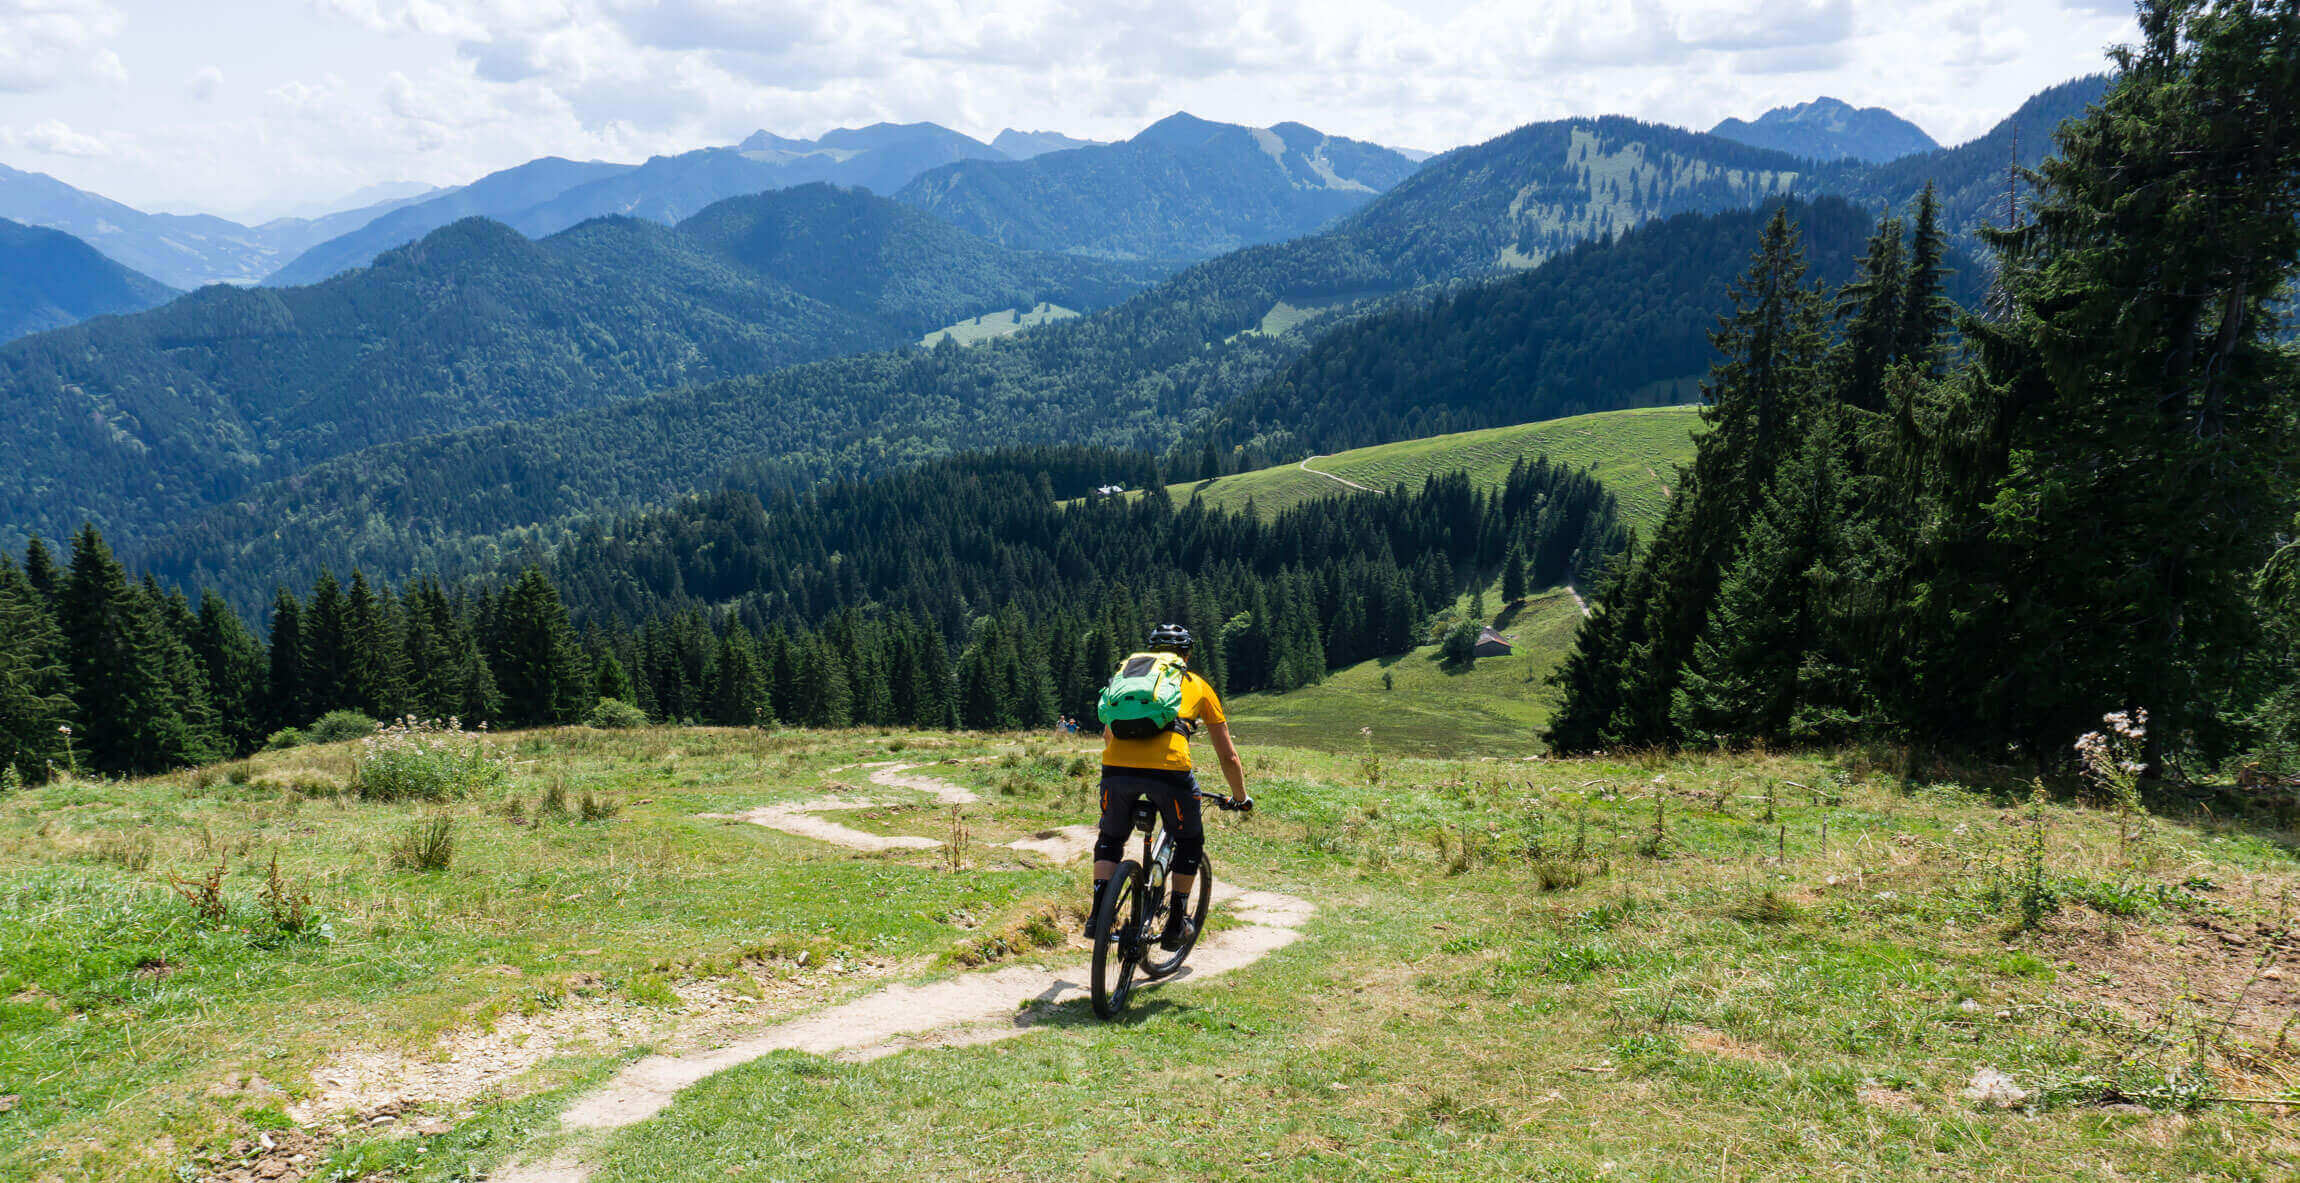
xmin=1297 ymin=456 xmax=1377 ymax=493
xmin=703 ymin=764 xmax=1098 ymax=862
xmin=1566 ymin=584 xmax=1590 ymax=618
xmin=491 ymin=764 xmax=1314 ymax=1183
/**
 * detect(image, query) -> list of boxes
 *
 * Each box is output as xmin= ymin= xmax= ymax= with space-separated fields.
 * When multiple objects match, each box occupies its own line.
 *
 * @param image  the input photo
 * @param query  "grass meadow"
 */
xmin=1 ymin=719 xmax=2294 ymax=1181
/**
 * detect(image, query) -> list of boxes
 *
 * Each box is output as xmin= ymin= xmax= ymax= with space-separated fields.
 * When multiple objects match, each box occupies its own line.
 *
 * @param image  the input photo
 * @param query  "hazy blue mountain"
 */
xmin=990 ymin=129 xmax=1104 ymax=158
xmin=242 ymin=186 xmax=450 ymax=260
xmin=0 ymin=161 xmax=282 ymax=288
xmin=894 ymin=113 xmax=1423 ymax=262
xmin=506 ymin=124 xmax=1003 ymax=242
xmin=1710 ymin=97 xmax=1940 ymax=163
xmin=0 ymin=218 xmax=178 ymax=342
xmin=266 ymin=124 xmax=1007 ymax=286
xmin=0 ymin=184 xmax=1152 ymax=546
xmin=263 ymin=157 xmax=636 ymax=286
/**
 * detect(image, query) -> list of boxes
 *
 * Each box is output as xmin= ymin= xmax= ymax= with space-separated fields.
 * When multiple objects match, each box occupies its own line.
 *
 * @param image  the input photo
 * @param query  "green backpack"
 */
xmin=1097 ymin=651 xmax=1189 ymax=739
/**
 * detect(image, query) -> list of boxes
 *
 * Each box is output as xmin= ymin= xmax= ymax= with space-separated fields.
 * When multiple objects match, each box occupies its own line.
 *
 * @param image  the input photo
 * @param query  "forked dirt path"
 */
xmin=700 ymin=763 xmax=1099 ymax=862
xmin=490 ymin=765 xmax=1313 ymax=1183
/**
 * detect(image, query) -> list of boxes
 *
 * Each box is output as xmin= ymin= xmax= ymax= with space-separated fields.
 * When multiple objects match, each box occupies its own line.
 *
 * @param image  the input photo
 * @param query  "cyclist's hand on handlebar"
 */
xmin=1231 ymin=794 xmax=1254 ymax=813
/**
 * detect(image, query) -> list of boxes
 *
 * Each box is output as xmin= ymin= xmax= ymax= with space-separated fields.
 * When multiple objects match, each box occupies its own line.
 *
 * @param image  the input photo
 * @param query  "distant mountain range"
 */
xmin=990 ymin=129 xmax=1105 ymax=158
xmin=1710 ymin=97 xmax=1940 ymax=163
xmin=0 ymin=74 xmax=2128 ymax=607
xmin=0 ymin=218 xmax=177 ymax=342
xmin=0 ymin=161 xmax=439 ymax=289
xmin=0 ymin=184 xmax=1151 ymax=548
xmin=894 ymin=113 xmax=1421 ymax=263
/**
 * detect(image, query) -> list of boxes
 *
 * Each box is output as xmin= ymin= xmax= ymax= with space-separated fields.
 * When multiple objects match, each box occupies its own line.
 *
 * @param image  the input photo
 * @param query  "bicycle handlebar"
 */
xmin=1195 ymin=789 xmax=1253 ymax=813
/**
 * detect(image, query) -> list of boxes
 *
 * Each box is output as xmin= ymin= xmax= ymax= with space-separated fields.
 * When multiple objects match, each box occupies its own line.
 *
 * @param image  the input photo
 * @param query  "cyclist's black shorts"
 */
xmin=1094 ymin=767 xmax=1203 ymax=876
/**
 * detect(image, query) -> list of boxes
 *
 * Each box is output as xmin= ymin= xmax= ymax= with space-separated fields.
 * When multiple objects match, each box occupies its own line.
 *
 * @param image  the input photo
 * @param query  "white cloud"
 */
xmin=3 ymin=117 xmax=113 ymax=156
xmin=188 ymin=64 xmax=222 ymax=101
xmin=0 ymin=0 xmax=126 ymax=92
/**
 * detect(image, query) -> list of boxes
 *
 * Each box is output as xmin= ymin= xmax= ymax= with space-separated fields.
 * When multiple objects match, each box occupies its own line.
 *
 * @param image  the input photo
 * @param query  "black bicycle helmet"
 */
xmin=1147 ymin=623 xmax=1194 ymax=655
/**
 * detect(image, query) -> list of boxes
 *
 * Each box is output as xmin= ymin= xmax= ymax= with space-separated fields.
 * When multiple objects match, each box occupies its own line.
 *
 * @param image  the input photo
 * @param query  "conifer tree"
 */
xmin=1548 ymin=206 xmax=1833 ymax=750
xmin=595 ymin=653 xmax=636 ymax=705
xmin=266 ymin=588 xmax=308 ymax=733
xmin=303 ymin=573 xmax=351 ymax=719
xmin=491 ymin=567 xmax=591 ymax=726
xmin=708 ymin=629 xmax=768 ymax=726
xmin=1908 ymin=0 xmax=2300 ymax=756
xmin=1672 ymin=411 xmax=1852 ymax=745
xmin=59 ymin=527 xmax=220 ymax=773
xmin=191 ymin=591 xmax=267 ymax=755
xmin=1502 ymin=541 xmax=1528 ymax=603
xmin=0 ymin=556 xmax=72 ymax=781
xmin=20 ymin=537 xmax=61 ymax=604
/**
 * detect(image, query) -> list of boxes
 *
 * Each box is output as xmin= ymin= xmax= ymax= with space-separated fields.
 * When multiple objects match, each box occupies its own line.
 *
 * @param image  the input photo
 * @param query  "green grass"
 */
xmin=5 ymin=730 xmax=2296 ymax=1181
xmin=1227 ymin=587 xmax=1587 ymax=756
xmin=919 ymin=302 xmax=1079 ymax=347
xmin=1169 ymin=405 xmax=1701 ymax=535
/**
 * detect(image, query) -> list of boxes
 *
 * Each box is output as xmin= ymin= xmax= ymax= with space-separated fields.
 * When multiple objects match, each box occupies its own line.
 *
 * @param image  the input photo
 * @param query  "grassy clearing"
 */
xmin=1227 ymin=587 xmax=1587 ymax=756
xmin=1167 ymin=405 xmax=1701 ymax=533
xmin=919 ymin=302 xmax=1079 ymax=347
xmin=2 ymin=729 xmax=2295 ymax=1181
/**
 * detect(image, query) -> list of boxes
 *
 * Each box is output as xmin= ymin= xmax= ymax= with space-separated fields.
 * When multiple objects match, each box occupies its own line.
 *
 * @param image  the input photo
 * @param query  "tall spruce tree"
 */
xmin=59 ymin=527 xmax=221 ymax=773
xmin=0 ymin=556 xmax=72 ymax=781
xmin=491 ymin=566 xmax=591 ymax=726
xmin=1908 ymin=0 xmax=2300 ymax=757
xmin=191 ymin=591 xmax=267 ymax=755
xmin=1548 ymin=206 xmax=1833 ymax=750
xmin=266 ymin=588 xmax=308 ymax=733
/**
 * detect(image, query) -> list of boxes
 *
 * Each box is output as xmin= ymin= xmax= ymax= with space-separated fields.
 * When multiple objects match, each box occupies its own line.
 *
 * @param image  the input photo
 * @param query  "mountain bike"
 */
xmin=1090 ymin=789 xmax=1250 ymax=1019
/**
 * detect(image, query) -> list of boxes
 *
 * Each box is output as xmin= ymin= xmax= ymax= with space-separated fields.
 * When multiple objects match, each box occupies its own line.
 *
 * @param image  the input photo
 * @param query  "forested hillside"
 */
xmin=1835 ymin=75 xmax=2114 ymax=252
xmin=120 ymin=119 xmax=1882 ymax=605
xmin=895 ymin=114 xmax=1420 ymax=262
xmin=1551 ymin=10 xmax=2300 ymax=775
xmin=0 ymin=448 xmax=1625 ymax=778
xmin=0 ymin=219 xmax=176 ymax=343
xmin=0 ymin=187 xmax=1150 ymax=548
xmin=85 ymin=75 xmax=2122 ymax=617
xmin=1177 ymin=196 xmax=1982 ymax=471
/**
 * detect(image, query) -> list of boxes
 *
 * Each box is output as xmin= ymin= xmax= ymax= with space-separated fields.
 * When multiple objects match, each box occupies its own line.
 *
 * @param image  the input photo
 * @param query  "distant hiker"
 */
xmin=1089 ymin=623 xmax=1251 ymax=949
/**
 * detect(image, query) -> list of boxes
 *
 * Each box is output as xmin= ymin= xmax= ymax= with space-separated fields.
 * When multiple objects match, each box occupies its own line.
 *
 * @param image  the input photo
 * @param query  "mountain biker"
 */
xmin=1090 ymin=623 xmax=1251 ymax=950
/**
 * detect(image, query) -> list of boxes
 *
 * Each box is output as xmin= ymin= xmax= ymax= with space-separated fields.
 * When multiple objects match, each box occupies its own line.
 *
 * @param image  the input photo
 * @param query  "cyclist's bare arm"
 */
xmin=1206 ymin=721 xmax=1248 ymax=805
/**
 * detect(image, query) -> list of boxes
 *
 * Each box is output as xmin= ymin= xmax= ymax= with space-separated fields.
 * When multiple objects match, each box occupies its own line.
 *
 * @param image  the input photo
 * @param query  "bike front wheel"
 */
xmin=1090 ymin=860 xmax=1144 ymax=1019
xmin=1139 ymin=855 xmax=1211 ymax=981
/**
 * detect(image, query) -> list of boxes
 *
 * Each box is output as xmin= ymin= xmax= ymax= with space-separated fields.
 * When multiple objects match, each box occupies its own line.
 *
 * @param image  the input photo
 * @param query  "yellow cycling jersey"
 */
xmin=1101 ymin=670 xmax=1224 ymax=771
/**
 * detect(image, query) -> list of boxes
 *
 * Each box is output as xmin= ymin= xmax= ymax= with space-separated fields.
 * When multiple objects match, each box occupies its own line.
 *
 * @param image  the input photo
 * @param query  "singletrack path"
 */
xmin=699 ymin=763 xmax=1099 ymax=861
xmin=1297 ymin=455 xmax=1377 ymax=492
xmin=493 ymin=763 xmax=1311 ymax=1183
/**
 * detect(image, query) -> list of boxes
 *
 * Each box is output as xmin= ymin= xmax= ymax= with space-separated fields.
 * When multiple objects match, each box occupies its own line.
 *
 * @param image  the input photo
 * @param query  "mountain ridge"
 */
xmin=1710 ymin=96 xmax=1940 ymax=163
xmin=893 ymin=112 xmax=1421 ymax=262
xmin=0 ymin=218 xmax=178 ymax=342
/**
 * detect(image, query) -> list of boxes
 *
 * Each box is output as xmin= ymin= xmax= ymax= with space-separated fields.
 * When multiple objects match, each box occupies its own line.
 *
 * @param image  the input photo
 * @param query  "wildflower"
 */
xmin=57 ymin=724 xmax=70 ymax=735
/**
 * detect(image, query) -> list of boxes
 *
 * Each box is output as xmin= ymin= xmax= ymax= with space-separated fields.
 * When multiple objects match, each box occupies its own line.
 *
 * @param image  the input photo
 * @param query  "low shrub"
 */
xmin=388 ymin=815 xmax=456 ymax=872
xmin=263 ymin=727 xmax=307 ymax=751
xmin=585 ymin=698 xmax=649 ymax=729
xmin=306 ymin=711 xmax=379 ymax=745
xmin=353 ymin=717 xmax=508 ymax=802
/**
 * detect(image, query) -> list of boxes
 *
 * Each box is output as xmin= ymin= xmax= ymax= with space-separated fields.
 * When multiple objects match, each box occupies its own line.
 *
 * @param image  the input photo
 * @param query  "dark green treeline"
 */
xmin=0 ymin=446 xmax=1626 ymax=780
xmin=1550 ymin=0 xmax=2300 ymax=769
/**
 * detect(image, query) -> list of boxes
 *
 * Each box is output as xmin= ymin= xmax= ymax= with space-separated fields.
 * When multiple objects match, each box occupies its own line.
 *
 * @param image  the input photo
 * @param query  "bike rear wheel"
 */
xmin=1139 ymin=855 xmax=1212 ymax=980
xmin=1090 ymin=860 xmax=1144 ymax=1018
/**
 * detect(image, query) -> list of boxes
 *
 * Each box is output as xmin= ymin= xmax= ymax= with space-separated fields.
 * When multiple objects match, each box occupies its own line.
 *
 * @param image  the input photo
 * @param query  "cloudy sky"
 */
xmin=2 ymin=0 xmax=2139 ymax=221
